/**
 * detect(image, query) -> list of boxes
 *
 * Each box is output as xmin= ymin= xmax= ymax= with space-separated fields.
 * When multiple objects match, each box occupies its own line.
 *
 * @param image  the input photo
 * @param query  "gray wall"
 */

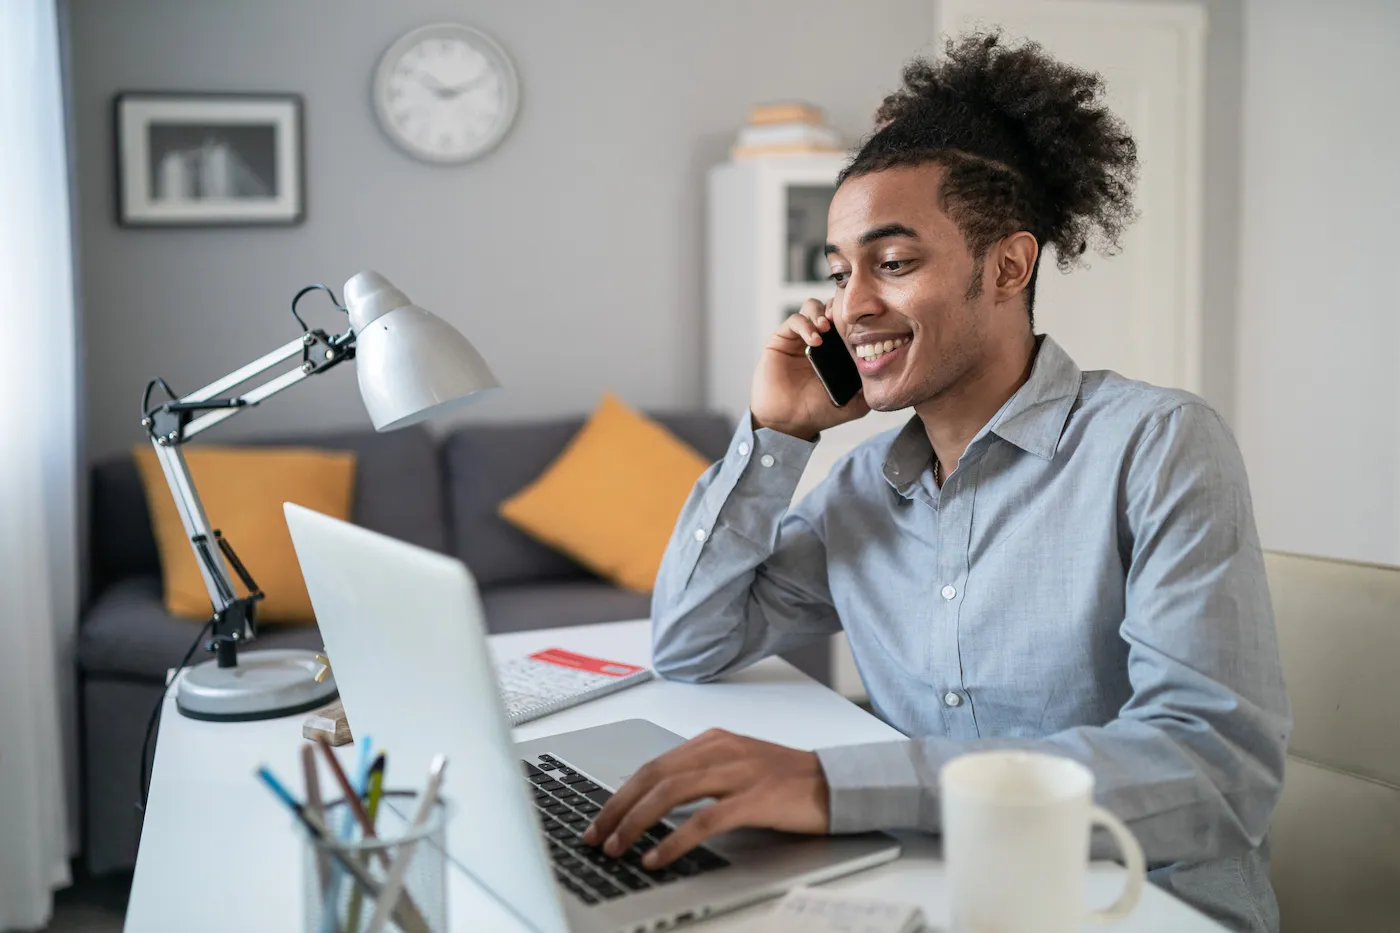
xmin=1235 ymin=0 xmax=1400 ymax=564
xmin=70 ymin=0 xmax=931 ymax=460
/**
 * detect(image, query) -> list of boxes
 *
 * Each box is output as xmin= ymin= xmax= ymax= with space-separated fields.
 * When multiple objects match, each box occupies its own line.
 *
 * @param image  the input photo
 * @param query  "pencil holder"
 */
xmin=302 ymin=789 xmax=450 ymax=933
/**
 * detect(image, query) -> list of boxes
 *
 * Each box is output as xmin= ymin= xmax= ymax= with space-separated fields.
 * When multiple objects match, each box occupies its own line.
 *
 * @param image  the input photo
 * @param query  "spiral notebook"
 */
xmin=496 ymin=647 xmax=653 ymax=726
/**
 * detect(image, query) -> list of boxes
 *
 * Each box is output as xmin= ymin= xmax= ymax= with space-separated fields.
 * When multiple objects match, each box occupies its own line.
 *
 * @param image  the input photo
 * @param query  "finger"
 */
xmin=601 ymin=764 xmax=749 ymax=858
xmin=783 ymin=310 xmax=823 ymax=346
xmin=583 ymin=731 xmax=732 ymax=844
xmin=799 ymin=297 xmax=832 ymax=331
xmin=641 ymin=797 xmax=750 ymax=869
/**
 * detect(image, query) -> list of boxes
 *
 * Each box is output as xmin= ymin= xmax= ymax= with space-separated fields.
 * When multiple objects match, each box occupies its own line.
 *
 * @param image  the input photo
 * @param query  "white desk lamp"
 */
xmin=141 ymin=270 xmax=498 ymax=721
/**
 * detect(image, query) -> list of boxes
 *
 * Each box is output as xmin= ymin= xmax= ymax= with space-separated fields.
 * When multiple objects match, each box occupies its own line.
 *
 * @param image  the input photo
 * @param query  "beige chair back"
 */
xmin=1264 ymin=550 xmax=1400 ymax=932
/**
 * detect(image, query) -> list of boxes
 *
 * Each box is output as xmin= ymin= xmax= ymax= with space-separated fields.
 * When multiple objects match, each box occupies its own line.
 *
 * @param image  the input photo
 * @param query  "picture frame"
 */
xmin=114 ymin=92 xmax=304 ymax=227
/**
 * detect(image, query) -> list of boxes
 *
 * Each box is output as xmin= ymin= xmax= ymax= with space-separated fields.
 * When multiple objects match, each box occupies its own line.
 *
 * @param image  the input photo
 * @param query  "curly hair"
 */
xmin=840 ymin=31 xmax=1139 ymax=323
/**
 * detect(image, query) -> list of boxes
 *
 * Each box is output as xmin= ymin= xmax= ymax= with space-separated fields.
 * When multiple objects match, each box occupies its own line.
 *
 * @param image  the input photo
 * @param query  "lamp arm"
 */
xmin=141 ymin=327 xmax=356 ymax=663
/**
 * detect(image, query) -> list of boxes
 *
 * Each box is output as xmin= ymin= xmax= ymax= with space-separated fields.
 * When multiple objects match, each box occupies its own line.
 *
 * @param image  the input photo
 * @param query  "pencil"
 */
xmin=346 ymin=753 xmax=386 ymax=933
xmin=302 ymin=745 xmax=331 ymax=897
xmin=255 ymin=767 xmax=428 ymax=933
xmin=364 ymin=755 xmax=447 ymax=933
xmin=315 ymin=740 xmax=431 ymax=933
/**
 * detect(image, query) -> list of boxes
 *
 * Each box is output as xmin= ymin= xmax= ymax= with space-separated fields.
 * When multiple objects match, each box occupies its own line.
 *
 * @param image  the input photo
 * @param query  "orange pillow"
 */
xmin=133 ymin=446 xmax=357 ymax=623
xmin=498 ymin=394 xmax=712 ymax=593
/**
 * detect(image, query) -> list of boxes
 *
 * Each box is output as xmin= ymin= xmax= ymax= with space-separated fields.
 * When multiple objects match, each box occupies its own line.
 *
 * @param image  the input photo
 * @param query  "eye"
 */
xmin=828 ymin=271 xmax=849 ymax=286
xmin=880 ymin=260 xmax=909 ymax=272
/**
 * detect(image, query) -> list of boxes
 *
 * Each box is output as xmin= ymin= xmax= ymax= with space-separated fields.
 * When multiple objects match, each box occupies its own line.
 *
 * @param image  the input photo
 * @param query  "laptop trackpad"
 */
xmin=517 ymin=718 xmax=687 ymax=794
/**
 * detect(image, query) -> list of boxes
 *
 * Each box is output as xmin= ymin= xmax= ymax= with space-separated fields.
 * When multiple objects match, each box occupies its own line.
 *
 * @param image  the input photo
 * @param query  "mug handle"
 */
xmin=1085 ymin=805 xmax=1146 ymax=923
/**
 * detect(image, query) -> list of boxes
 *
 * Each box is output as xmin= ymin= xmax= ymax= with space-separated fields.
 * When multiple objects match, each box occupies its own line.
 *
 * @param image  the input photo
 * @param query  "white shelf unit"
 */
xmin=705 ymin=155 xmax=847 ymax=422
xmin=705 ymin=155 xmax=908 ymax=700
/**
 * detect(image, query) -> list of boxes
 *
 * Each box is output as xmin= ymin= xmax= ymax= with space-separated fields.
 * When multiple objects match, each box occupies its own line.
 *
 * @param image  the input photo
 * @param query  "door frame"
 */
xmin=931 ymin=0 xmax=1207 ymax=394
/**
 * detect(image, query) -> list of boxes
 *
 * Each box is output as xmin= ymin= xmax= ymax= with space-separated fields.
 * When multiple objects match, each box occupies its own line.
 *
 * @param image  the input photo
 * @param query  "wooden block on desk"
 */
xmin=302 ymin=698 xmax=352 ymax=746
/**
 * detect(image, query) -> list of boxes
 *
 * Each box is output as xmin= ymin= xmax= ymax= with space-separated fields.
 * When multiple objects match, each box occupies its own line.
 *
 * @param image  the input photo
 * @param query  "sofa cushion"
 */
xmin=444 ymin=411 xmax=736 ymax=589
xmin=133 ymin=445 xmax=357 ymax=623
xmin=480 ymin=581 xmax=652 ymax=635
xmin=78 ymin=576 xmax=328 ymax=680
xmin=90 ymin=425 xmax=447 ymax=597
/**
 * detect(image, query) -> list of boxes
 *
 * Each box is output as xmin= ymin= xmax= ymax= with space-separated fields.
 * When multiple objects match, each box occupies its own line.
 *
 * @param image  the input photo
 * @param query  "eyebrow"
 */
xmin=824 ymin=223 xmax=921 ymax=256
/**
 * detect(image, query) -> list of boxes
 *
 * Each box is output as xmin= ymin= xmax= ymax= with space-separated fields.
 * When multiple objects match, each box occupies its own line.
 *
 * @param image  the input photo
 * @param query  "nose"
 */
xmin=837 ymin=268 xmax=884 ymax=328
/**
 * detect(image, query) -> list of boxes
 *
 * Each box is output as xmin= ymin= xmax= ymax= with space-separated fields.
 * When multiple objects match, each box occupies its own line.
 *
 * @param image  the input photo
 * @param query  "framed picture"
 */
xmin=114 ymin=92 xmax=304 ymax=227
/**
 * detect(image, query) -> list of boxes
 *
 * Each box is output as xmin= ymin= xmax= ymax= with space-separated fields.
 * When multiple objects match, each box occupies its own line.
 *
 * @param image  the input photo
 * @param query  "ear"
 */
xmin=992 ymin=231 xmax=1039 ymax=303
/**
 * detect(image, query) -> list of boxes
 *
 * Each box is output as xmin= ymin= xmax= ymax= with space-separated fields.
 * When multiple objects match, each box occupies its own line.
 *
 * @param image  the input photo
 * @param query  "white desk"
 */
xmin=127 ymin=620 xmax=1224 ymax=932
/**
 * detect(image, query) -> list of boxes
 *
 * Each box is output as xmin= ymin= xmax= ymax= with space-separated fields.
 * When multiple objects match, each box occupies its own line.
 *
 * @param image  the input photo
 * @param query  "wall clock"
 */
xmin=372 ymin=23 xmax=520 ymax=164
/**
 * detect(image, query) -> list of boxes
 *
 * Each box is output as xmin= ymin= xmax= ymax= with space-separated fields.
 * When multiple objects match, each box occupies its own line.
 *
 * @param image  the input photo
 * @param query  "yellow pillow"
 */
xmin=498 ymin=394 xmax=712 ymax=593
xmin=133 ymin=446 xmax=357 ymax=624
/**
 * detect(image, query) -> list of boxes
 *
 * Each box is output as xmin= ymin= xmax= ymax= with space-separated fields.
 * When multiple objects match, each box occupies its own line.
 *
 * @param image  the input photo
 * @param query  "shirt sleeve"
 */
xmin=817 ymin=403 xmax=1292 ymax=866
xmin=650 ymin=415 xmax=843 ymax=682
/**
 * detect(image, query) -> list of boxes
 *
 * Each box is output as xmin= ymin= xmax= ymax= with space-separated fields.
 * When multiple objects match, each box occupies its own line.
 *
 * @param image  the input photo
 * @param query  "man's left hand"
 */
xmin=581 ymin=728 xmax=830 ymax=869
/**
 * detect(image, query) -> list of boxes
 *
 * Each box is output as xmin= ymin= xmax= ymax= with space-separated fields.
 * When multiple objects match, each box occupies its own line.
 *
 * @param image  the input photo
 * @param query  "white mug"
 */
xmin=940 ymin=750 xmax=1146 ymax=933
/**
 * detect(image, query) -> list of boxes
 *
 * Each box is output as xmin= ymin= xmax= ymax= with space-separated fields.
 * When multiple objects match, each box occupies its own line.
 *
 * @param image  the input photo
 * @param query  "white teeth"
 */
xmin=857 ymin=337 xmax=910 ymax=362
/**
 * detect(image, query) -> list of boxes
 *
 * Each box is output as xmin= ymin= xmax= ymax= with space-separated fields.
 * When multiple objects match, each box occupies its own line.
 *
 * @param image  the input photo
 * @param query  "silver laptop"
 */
xmin=284 ymin=503 xmax=900 ymax=933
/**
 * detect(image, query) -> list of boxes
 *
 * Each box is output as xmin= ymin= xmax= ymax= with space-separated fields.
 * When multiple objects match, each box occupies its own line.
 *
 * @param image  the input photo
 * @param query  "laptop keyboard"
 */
xmin=523 ymin=753 xmax=730 ymax=906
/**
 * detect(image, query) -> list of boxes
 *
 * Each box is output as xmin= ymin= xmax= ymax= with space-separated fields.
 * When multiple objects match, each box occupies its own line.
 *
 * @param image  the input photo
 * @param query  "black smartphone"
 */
xmin=805 ymin=332 xmax=863 ymax=407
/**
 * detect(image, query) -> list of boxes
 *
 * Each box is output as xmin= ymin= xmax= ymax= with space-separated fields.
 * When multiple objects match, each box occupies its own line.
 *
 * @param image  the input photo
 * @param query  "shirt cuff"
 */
xmin=817 ymin=741 xmax=926 ymax=833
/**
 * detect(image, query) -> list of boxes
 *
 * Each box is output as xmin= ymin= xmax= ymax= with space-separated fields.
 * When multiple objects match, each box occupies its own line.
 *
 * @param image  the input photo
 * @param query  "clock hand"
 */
xmin=417 ymin=72 xmax=465 ymax=99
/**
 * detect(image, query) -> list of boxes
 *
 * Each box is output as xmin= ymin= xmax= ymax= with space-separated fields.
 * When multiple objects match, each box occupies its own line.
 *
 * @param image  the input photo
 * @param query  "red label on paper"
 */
xmin=528 ymin=648 xmax=645 ymax=677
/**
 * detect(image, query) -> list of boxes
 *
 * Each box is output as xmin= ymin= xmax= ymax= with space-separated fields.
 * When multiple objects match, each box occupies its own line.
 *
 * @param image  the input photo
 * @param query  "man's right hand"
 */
xmin=750 ymin=297 xmax=870 ymax=440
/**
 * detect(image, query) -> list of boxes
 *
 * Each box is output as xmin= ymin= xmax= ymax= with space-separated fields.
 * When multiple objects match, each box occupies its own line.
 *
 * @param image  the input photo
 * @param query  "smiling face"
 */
xmin=825 ymin=162 xmax=1032 ymax=413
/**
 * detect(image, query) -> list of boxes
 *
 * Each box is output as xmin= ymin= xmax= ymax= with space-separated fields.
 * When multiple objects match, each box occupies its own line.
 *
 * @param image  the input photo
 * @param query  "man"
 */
xmin=583 ymin=32 xmax=1290 ymax=933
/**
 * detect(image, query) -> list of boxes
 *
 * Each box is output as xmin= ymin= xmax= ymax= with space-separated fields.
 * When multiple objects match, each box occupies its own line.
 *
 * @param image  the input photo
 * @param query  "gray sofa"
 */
xmin=79 ymin=412 xmax=831 ymax=874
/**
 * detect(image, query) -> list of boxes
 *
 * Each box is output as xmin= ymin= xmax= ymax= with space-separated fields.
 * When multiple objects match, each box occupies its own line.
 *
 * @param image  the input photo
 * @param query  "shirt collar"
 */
xmin=880 ymin=335 xmax=1082 ymax=492
xmin=988 ymin=334 xmax=1082 ymax=461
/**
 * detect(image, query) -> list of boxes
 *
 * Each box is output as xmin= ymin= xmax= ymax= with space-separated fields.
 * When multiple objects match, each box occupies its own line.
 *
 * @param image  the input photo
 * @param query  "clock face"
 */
xmin=373 ymin=24 xmax=519 ymax=164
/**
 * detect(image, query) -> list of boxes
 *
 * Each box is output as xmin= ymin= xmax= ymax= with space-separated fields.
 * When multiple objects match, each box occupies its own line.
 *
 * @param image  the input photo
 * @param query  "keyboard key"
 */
xmin=537 ymin=780 xmax=565 ymax=792
xmin=574 ymin=801 xmax=600 ymax=815
xmin=575 ymin=867 xmax=606 ymax=886
xmin=563 ymin=837 xmax=588 ymax=850
xmin=649 ymin=823 xmax=673 ymax=838
xmin=616 ymin=871 xmax=650 ymax=891
xmin=556 ymin=766 xmax=576 ymax=775
xmin=548 ymin=826 xmax=574 ymax=840
xmin=533 ymin=791 xmax=550 ymax=803
xmin=545 ymin=803 xmax=570 ymax=816
xmin=559 ymin=773 xmax=587 ymax=784
xmin=554 ymin=792 xmax=581 ymax=805
xmin=595 ymin=881 xmax=625 ymax=899
xmin=529 ymin=773 xmax=554 ymax=785
xmin=538 ymin=762 xmax=559 ymax=771
xmin=539 ymin=753 xmax=557 ymax=762
xmin=562 ymin=813 xmax=588 ymax=825
xmin=523 ymin=761 xmax=544 ymax=777
xmin=584 ymin=788 xmax=613 ymax=805
xmin=574 ymin=781 xmax=600 ymax=793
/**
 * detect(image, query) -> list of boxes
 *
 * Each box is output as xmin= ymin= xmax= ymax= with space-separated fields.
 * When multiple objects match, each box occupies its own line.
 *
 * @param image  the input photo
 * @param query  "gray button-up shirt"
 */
xmin=651 ymin=336 xmax=1291 ymax=933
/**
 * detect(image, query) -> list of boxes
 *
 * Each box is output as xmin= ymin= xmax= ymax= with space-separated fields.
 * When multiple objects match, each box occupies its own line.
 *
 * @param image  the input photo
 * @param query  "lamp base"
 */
xmin=176 ymin=648 xmax=338 ymax=722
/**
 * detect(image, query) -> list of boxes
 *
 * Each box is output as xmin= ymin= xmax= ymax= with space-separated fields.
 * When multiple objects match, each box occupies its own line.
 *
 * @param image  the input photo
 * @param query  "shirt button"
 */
xmin=760 ymin=454 xmax=775 ymax=468
xmin=693 ymin=528 xmax=707 ymax=542
xmin=941 ymin=584 xmax=957 ymax=600
xmin=737 ymin=442 xmax=750 ymax=456
xmin=944 ymin=691 xmax=963 ymax=708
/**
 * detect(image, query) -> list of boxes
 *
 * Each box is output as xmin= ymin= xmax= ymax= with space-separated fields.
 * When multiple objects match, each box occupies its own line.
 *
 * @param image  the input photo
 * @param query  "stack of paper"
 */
xmin=759 ymin=886 xmax=928 ymax=933
xmin=732 ymin=101 xmax=845 ymax=160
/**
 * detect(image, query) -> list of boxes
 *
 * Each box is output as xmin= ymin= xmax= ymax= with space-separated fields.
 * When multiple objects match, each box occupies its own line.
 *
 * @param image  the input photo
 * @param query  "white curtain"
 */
xmin=0 ymin=0 xmax=81 ymax=928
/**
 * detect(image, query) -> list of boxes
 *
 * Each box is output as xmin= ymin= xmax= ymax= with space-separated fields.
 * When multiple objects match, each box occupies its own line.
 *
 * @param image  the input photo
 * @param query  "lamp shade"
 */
xmin=343 ymin=270 xmax=500 ymax=431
